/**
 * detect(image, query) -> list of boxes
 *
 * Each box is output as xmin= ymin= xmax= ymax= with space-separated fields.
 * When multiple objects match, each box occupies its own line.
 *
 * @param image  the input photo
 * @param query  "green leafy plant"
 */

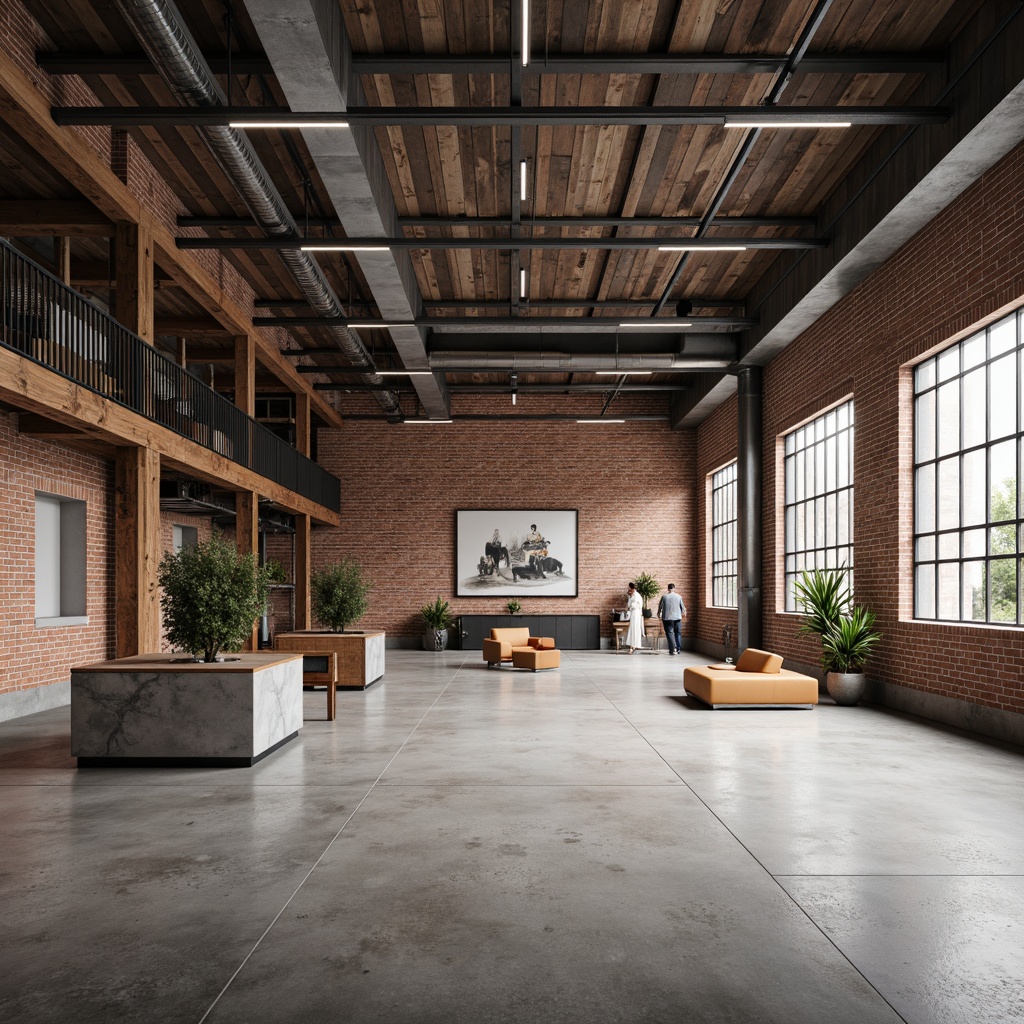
xmin=793 ymin=567 xmax=851 ymax=659
xmin=505 ymin=599 xmax=522 ymax=615
xmin=310 ymin=558 xmax=371 ymax=633
xmin=821 ymin=606 xmax=882 ymax=673
xmin=420 ymin=596 xmax=453 ymax=631
xmin=158 ymin=534 xmax=272 ymax=663
xmin=263 ymin=558 xmax=287 ymax=585
xmin=633 ymin=572 xmax=660 ymax=610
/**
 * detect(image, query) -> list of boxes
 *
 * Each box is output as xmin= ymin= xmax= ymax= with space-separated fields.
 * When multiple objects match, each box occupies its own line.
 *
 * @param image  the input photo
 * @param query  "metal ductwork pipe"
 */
xmin=112 ymin=0 xmax=402 ymax=419
xmin=428 ymin=352 xmax=735 ymax=372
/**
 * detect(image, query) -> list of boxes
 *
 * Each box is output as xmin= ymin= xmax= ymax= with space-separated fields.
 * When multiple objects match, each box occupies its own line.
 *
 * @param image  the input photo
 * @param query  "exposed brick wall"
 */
xmin=316 ymin=400 xmax=696 ymax=640
xmin=0 ymin=412 xmax=114 ymax=694
xmin=696 ymin=139 xmax=1024 ymax=717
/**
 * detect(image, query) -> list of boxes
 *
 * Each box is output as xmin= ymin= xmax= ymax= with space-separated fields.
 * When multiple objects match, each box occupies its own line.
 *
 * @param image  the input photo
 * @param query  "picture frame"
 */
xmin=456 ymin=509 xmax=579 ymax=597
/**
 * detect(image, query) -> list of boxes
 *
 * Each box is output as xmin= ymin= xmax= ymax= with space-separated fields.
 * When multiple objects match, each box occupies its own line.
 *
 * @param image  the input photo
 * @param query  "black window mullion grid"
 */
xmin=711 ymin=462 xmax=738 ymax=608
xmin=913 ymin=308 xmax=1024 ymax=625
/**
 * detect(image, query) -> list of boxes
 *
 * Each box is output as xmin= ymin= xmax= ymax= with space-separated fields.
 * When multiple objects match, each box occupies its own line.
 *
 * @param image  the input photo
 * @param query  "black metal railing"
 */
xmin=1 ymin=239 xmax=339 ymax=512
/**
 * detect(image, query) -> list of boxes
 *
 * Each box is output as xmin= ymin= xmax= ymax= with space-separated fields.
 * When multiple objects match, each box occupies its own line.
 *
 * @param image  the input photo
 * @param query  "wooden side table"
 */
xmin=612 ymin=618 xmax=664 ymax=652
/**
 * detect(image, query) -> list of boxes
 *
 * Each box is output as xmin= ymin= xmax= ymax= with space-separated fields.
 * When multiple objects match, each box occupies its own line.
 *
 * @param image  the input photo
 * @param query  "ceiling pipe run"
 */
xmin=111 ymin=0 xmax=403 ymax=420
xmin=427 ymin=352 xmax=734 ymax=372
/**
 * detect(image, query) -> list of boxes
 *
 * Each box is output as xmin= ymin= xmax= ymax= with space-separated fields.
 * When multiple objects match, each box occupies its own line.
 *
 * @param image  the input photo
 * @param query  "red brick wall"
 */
xmin=316 ymin=402 xmax=696 ymax=640
xmin=0 ymin=411 xmax=114 ymax=695
xmin=696 ymin=139 xmax=1024 ymax=716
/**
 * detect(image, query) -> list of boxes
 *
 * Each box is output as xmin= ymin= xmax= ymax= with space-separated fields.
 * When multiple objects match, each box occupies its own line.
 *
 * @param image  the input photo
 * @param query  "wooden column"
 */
xmin=54 ymin=236 xmax=72 ymax=285
xmin=295 ymin=513 xmax=312 ymax=630
xmin=115 ymin=222 xmax=154 ymax=343
xmin=295 ymin=391 xmax=311 ymax=457
xmin=234 ymin=334 xmax=256 ymax=417
xmin=115 ymin=446 xmax=161 ymax=658
xmin=176 ymin=337 xmax=187 ymax=367
xmin=236 ymin=490 xmax=260 ymax=651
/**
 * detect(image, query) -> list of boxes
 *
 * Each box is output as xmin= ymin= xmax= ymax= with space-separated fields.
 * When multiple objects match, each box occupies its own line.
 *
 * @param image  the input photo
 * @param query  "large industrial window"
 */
xmin=914 ymin=310 xmax=1023 ymax=624
xmin=34 ymin=493 xmax=87 ymax=626
xmin=783 ymin=400 xmax=855 ymax=611
xmin=710 ymin=461 xmax=737 ymax=608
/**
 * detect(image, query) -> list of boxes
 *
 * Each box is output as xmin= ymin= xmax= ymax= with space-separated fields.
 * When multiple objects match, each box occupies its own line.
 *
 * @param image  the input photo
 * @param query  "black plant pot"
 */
xmin=642 ymin=608 xmax=653 ymax=618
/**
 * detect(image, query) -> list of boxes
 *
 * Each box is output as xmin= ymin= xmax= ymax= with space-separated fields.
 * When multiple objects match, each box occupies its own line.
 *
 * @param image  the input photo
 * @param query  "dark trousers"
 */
xmin=663 ymin=618 xmax=682 ymax=654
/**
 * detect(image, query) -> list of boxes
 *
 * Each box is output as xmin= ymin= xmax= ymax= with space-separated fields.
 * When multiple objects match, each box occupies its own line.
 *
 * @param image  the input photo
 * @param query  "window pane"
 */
xmin=916 ymin=563 xmax=936 ymax=618
xmin=937 ymin=458 xmax=960 ymax=531
xmin=962 ymin=528 xmax=985 ymax=558
xmin=915 ymin=464 xmax=935 ymax=533
xmin=962 ymin=332 xmax=985 ymax=371
xmin=961 ymin=367 xmax=986 ymax=450
xmin=991 ymin=558 xmax=1017 ymax=622
xmin=937 ymin=345 xmax=959 ymax=382
xmin=990 ymin=440 xmax=1016 ymax=521
xmin=916 ymin=535 xmax=936 ymax=561
xmin=990 ymin=314 xmax=1016 ymax=357
xmin=938 ymin=532 xmax=959 ymax=560
xmin=937 ymin=380 xmax=960 ymax=456
xmin=962 ymin=448 xmax=986 ymax=527
xmin=938 ymin=562 xmax=960 ymax=619
xmin=962 ymin=560 xmax=986 ymax=621
xmin=915 ymin=391 xmax=936 ymax=462
xmin=915 ymin=357 xmax=936 ymax=393
xmin=989 ymin=353 xmax=1017 ymax=440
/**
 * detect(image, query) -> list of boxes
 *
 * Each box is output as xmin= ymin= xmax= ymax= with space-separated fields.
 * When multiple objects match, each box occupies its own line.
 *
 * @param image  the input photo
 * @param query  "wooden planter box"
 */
xmin=275 ymin=630 xmax=386 ymax=692
xmin=70 ymin=652 xmax=303 ymax=767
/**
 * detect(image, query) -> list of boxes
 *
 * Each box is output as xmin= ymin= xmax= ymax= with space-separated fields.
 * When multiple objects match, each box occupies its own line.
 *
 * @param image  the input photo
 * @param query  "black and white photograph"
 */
xmin=456 ymin=509 xmax=578 ymax=597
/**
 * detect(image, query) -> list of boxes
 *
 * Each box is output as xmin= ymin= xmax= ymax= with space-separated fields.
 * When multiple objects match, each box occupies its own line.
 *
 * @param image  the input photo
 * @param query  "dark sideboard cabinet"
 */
xmin=458 ymin=614 xmax=601 ymax=651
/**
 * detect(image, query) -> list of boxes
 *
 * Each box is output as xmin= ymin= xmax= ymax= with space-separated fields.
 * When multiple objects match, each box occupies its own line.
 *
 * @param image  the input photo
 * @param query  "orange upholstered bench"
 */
xmin=683 ymin=648 xmax=818 ymax=709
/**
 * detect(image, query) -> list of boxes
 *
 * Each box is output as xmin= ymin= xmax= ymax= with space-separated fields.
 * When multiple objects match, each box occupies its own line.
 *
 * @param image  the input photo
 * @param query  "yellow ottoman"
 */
xmin=511 ymin=647 xmax=561 ymax=671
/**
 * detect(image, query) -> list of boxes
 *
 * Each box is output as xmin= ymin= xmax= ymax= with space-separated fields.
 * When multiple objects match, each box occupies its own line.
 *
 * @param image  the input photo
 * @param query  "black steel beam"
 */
xmin=178 ymin=235 xmax=827 ymax=251
xmin=183 ymin=214 xmax=817 ymax=230
xmin=37 ymin=51 xmax=945 ymax=78
xmin=51 ymin=104 xmax=950 ymax=127
xmin=310 ymin=381 xmax=693 ymax=392
xmin=37 ymin=52 xmax=274 ymax=76
xmin=255 ymin=315 xmax=755 ymax=328
xmin=267 ymin=298 xmax=744 ymax=311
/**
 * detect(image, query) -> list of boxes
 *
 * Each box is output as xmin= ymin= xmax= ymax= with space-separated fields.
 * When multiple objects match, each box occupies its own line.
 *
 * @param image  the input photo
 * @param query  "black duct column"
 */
xmin=737 ymin=365 xmax=763 ymax=650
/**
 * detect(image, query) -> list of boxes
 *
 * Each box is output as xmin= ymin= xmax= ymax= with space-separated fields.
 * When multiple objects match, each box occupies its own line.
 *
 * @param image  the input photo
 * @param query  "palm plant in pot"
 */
xmin=310 ymin=558 xmax=371 ymax=633
xmin=158 ymin=534 xmax=272 ymax=663
xmin=633 ymin=572 xmax=660 ymax=618
xmin=421 ymin=596 xmax=454 ymax=651
xmin=793 ymin=568 xmax=882 ymax=705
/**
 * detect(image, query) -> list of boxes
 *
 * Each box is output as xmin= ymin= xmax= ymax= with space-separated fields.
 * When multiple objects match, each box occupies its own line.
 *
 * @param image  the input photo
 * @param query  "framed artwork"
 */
xmin=456 ymin=509 xmax=579 ymax=597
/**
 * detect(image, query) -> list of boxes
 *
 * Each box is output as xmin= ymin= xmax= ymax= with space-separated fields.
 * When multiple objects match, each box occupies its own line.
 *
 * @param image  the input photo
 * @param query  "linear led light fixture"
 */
xmin=300 ymin=245 xmax=389 ymax=252
xmin=520 ymin=267 xmax=527 ymax=298
xmin=373 ymin=370 xmax=434 ymax=376
xmin=725 ymin=120 xmax=851 ymax=129
xmin=593 ymin=370 xmax=653 ymax=375
xmin=520 ymin=159 xmax=528 ymax=201
xmin=577 ymin=419 xmax=625 ymax=424
xmin=404 ymin=418 xmax=453 ymax=424
xmin=618 ymin=321 xmax=692 ymax=328
xmin=522 ymin=0 xmax=530 ymax=66
xmin=658 ymin=245 xmax=746 ymax=252
xmin=229 ymin=120 xmax=350 ymax=129
xmin=347 ymin=322 xmax=403 ymax=328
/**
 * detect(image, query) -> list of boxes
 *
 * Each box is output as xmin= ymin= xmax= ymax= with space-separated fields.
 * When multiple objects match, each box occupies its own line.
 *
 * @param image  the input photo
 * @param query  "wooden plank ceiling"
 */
xmin=4 ymin=0 xmax=998 ymax=409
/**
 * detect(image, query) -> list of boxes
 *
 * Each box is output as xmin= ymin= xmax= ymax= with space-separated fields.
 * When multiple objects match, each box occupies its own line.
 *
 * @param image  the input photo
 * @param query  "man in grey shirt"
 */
xmin=657 ymin=583 xmax=686 ymax=656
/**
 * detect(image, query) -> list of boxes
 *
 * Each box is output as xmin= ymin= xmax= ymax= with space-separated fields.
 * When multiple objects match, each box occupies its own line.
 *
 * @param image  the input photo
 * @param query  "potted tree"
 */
xmin=310 ymin=558 xmax=370 ymax=633
xmin=793 ymin=568 xmax=882 ymax=705
xmin=633 ymin=572 xmax=660 ymax=618
xmin=421 ymin=596 xmax=454 ymax=651
xmin=158 ymin=534 xmax=272 ymax=662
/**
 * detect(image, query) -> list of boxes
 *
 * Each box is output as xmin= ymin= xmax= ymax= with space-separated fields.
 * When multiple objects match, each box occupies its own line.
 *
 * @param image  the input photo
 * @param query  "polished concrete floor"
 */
xmin=1 ymin=648 xmax=1023 ymax=1023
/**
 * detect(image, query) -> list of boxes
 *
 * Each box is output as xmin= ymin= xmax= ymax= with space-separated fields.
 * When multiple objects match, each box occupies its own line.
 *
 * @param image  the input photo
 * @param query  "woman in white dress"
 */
xmin=625 ymin=581 xmax=645 ymax=654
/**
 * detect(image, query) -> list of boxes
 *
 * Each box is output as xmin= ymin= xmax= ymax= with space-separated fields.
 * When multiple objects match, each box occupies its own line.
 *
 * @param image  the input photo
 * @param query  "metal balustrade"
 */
xmin=0 ymin=239 xmax=339 ymax=513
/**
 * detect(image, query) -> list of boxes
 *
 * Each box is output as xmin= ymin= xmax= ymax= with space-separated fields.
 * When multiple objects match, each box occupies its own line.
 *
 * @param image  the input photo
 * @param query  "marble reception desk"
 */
xmin=70 ymin=652 xmax=303 ymax=767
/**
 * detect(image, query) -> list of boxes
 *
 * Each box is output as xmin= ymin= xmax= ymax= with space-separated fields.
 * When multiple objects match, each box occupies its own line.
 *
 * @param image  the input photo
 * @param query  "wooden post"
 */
xmin=176 ymin=337 xmax=187 ymax=367
xmin=295 ymin=513 xmax=312 ymax=630
xmin=236 ymin=490 xmax=260 ymax=651
xmin=295 ymin=391 xmax=311 ymax=457
xmin=115 ymin=221 xmax=154 ymax=343
xmin=54 ymin=236 xmax=72 ymax=285
xmin=234 ymin=334 xmax=255 ymax=417
xmin=115 ymin=446 xmax=161 ymax=658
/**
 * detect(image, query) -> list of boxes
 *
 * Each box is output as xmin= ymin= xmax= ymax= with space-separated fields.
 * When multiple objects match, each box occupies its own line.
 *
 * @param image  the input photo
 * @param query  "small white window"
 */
xmin=35 ymin=493 xmax=87 ymax=627
xmin=173 ymin=525 xmax=198 ymax=551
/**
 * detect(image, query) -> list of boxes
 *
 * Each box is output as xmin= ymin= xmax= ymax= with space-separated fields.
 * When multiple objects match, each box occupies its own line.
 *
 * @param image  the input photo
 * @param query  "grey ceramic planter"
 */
xmin=423 ymin=628 xmax=449 ymax=652
xmin=826 ymin=671 xmax=866 ymax=706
